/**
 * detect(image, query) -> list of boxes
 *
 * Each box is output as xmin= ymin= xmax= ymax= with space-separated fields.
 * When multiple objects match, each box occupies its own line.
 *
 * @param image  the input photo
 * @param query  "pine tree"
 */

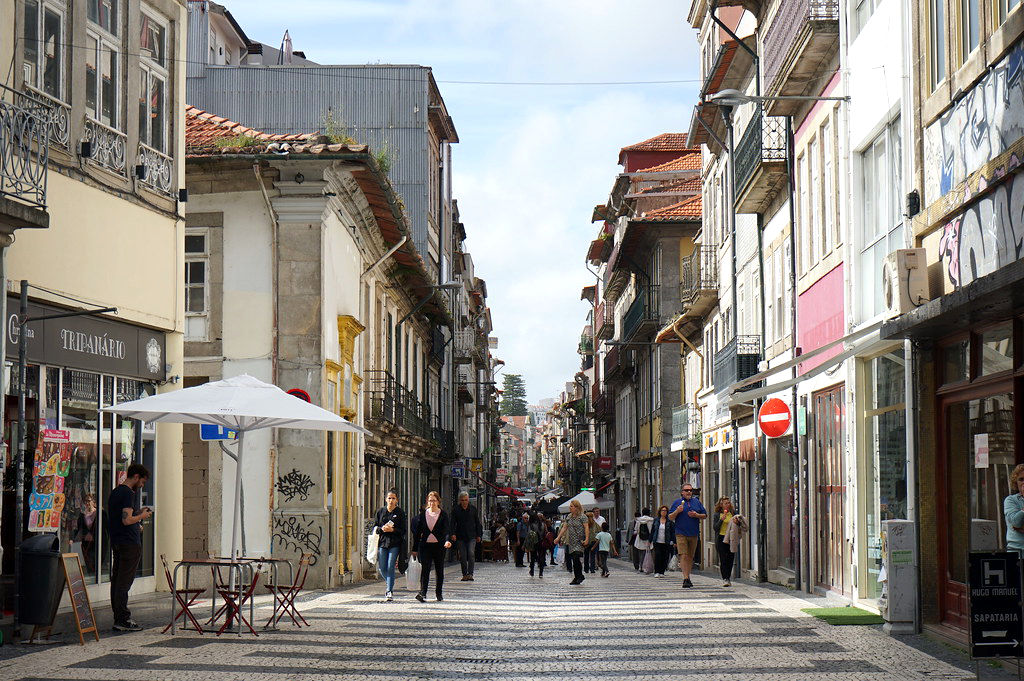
xmin=499 ymin=374 xmax=528 ymax=416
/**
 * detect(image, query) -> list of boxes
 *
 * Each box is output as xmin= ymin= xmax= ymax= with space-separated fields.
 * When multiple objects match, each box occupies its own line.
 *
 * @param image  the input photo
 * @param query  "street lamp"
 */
xmin=703 ymin=86 xmax=848 ymax=588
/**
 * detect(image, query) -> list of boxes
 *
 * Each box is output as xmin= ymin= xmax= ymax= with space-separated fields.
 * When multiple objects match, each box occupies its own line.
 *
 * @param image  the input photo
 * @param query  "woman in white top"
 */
xmin=650 ymin=505 xmax=676 ymax=577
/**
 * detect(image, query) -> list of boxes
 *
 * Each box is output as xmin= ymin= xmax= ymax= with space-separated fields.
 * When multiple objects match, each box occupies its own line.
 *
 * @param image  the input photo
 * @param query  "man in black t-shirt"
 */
xmin=107 ymin=463 xmax=151 ymax=632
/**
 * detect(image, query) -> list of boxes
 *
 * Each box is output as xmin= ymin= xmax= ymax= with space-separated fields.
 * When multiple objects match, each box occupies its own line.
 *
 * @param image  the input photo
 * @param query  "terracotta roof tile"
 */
xmin=619 ymin=133 xmax=693 ymax=153
xmin=641 ymin=195 xmax=703 ymax=221
xmin=634 ymin=152 xmax=702 ymax=174
xmin=185 ymin=104 xmax=313 ymax=153
xmin=637 ymin=177 xmax=703 ymax=195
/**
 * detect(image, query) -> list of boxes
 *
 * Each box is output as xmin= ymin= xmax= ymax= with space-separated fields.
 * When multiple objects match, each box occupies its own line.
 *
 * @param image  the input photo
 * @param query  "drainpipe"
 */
xmin=785 ymin=115 xmax=802 ymax=591
xmin=756 ymin=213 xmax=767 ymax=583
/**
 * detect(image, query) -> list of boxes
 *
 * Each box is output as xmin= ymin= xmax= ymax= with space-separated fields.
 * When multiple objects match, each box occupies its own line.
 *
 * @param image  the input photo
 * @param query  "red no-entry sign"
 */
xmin=758 ymin=398 xmax=791 ymax=438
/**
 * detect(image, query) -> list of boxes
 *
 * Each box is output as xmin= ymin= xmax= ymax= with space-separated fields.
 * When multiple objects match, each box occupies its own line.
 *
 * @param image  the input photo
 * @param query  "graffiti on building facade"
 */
xmin=938 ymin=170 xmax=1024 ymax=287
xmin=926 ymin=42 xmax=1023 ymax=199
xmin=271 ymin=514 xmax=323 ymax=564
xmin=275 ymin=468 xmax=314 ymax=502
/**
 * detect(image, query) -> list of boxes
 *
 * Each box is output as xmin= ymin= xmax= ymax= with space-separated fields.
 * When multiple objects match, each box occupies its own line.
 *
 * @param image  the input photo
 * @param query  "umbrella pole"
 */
xmin=229 ymin=430 xmax=245 ymax=592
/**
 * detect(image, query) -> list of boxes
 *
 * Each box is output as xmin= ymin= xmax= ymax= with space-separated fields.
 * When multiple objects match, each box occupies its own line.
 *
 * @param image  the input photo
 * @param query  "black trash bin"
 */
xmin=19 ymin=534 xmax=63 ymax=626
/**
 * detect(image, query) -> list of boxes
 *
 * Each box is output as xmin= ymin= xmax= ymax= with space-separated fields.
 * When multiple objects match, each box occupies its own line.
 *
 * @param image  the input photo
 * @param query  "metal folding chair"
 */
xmin=161 ymin=554 xmax=205 ymax=634
xmin=215 ymin=560 xmax=263 ymax=636
xmin=265 ymin=554 xmax=311 ymax=628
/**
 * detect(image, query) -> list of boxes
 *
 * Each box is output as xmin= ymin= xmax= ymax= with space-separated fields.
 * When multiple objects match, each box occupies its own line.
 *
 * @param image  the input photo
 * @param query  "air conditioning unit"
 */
xmin=882 ymin=248 xmax=930 ymax=317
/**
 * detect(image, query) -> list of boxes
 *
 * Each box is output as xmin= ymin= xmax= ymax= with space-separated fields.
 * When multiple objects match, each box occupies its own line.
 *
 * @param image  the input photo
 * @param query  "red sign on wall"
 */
xmin=758 ymin=398 xmax=791 ymax=438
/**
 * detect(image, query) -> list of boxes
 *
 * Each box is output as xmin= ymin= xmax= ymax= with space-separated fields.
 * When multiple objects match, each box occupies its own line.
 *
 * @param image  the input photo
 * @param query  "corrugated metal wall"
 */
xmin=187 ymin=65 xmax=432 ymax=258
xmin=186 ymin=2 xmax=210 ymax=80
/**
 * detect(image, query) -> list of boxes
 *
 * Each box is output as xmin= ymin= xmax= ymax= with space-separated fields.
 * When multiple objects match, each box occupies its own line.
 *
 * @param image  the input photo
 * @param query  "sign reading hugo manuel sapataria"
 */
xmin=6 ymin=296 xmax=166 ymax=381
xmin=969 ymin=552 xmax=1024 ymax=659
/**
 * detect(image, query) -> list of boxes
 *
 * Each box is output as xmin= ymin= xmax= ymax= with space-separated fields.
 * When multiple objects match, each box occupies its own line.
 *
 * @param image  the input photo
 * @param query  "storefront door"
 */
xmin=939 ymin=389 xmax=1016 ymax=629
xmin=813 ymin=384 xmax=846 ymax=593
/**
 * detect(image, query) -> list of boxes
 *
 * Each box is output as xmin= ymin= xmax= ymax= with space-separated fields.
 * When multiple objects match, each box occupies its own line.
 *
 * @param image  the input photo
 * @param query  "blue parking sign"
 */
xmin=200 ymin=424 xmax=237 ymax=441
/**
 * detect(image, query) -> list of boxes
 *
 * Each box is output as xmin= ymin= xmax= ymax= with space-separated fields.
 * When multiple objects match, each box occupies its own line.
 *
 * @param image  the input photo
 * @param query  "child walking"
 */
xmin=596 ymin=522 xmax=617 ymax=577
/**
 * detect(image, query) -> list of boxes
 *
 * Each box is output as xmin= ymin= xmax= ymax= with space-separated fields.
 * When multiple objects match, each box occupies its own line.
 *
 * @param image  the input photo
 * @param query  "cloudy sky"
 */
xmin=229 ymin=1 xmax=701 ymax=403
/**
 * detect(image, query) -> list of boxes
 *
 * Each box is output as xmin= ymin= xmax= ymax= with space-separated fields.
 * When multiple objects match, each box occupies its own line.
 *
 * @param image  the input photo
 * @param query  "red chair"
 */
xmin=265 ymin=554 xmax=311 ymax=628
xmin=161 ymin=554 xmax=205 ymax=634
xmin=215 ymin=560 xmax=263 ymax=636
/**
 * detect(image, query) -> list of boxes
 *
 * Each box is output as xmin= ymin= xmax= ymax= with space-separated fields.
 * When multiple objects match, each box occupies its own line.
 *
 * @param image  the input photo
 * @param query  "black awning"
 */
xmin=882 ymin=258 xmax=1024 ymax=341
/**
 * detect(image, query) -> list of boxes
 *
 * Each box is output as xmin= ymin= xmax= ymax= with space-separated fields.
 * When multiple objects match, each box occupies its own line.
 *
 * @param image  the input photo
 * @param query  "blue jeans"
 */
xmin=378 ymin=546 xmax=399 ymax=592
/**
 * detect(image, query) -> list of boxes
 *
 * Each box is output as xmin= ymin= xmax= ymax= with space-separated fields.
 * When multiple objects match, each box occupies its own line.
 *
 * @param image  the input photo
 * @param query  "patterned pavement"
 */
xmin=0 ymin=559 xmax=1012 ymax=680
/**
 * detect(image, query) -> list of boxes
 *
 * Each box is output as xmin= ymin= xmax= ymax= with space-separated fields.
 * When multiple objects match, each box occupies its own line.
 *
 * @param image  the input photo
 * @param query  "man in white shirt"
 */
xmin=592 ymin=509 xmax=606 ymax=530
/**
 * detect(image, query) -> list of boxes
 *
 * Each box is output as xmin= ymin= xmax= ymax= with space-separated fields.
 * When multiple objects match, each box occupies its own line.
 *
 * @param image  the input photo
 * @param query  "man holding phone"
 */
xmin=668 ymin=484 xmax=706 ymax=588
xmin=107 ymin=463 xmax=151 ymax=631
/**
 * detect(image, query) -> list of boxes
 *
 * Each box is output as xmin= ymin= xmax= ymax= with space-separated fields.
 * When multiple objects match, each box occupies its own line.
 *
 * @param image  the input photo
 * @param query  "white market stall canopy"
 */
xmin=558 ymin=490 xmax=614 ymax=513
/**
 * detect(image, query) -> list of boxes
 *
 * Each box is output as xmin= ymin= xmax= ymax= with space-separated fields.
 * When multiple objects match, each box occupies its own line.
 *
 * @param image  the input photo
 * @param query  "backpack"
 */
xmin=638 ymin=521 xmax=651 ymax=542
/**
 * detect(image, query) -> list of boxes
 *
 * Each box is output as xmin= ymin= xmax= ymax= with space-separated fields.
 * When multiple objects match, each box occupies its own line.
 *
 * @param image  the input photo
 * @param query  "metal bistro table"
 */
xmin=171 ymin=558 xmax=257 ymax=635
xmin=210 ymin=556 xmax=294 ymax=630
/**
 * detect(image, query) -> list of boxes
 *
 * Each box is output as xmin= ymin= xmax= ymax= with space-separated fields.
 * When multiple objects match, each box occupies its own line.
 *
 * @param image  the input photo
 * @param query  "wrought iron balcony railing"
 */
xmin=681 ymin=245 xmax=719 ymax=307
xmin=0 ymin=84 xmax=51 ymax=210
xmin=622 ymin=285 xmax=660 ymax=341
xmin=713 ymin=335 xmax=762 ymax=393
xmin=366 ymin=370 xmax=433 ymax=440
xmin=671 ymin=404 xmax=702 ymax=447
xmin=594 ymin=301 xmax=614 ymax=340
xmin=762 ymin=0 xmax=840 ymax=100
xmin=137 ymin=143 xmax=174 ymax=196
xmin=734 ymin=109 xmax=788 ymax=195
xmin=84 ymin=118 xmax=127 ymax=176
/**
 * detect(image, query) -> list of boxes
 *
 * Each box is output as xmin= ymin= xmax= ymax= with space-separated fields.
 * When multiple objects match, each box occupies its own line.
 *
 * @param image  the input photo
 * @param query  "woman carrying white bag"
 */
xmin=372 ymin=490 xmax=407 ymax=602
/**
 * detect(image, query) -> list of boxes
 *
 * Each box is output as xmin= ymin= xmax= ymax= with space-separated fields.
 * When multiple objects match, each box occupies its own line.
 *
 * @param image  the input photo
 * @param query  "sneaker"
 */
xmin=415 ymin=593 xmax=425 ymax=602
xmin=723 ymin=580 xmax=731 ymax=587
xmin=460 ymin=575 xmax=471 ymax=581
xmin=436 ymin=595 xmax=444 ymax=602
xmin=682 ymin=578 xmax=693 ymax=588
xmin=113 ymin=620 xmax=142 ymax=632
xmin=569 ymin=578 xmax=581 ymax=585
xmin=468 ymin=575 xmax=475 ymax=581
xmin=529 ymin=570 xmax=534 ymax=576
xmin=385 ymin=591 xmax=393 ymax=601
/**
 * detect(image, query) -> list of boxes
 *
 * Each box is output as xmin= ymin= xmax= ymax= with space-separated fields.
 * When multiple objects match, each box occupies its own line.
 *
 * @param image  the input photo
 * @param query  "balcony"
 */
xmin=713 ymin=336 xmax=762 ymax=393
xmin=621 ymin=285 xmax=660 ymax=341
xmin=429 ymin=325 xmax=446 ymax=364
xmin=365 ymin=370 xmax=433 ymax=440
xmin=734 ymin=110 xmax=789 ymax=214
xmin=604 ymin=345 xmax=634 ymax=384
xmin=594 ymin=301 xmax=613 ymax=340
xmin=432 ymin=423 xmax=456 ymax=461
xmin=761 ymin=0 xmax=840 ymax=116
xmin=671 ymin=404 xmax=701 ymax=450
xmin=680 ymin=246 xmax=719 ymax=319
xmin=0 ymin=84 xmax=51 ymax=232
xmin=592 ymin=393 xmax=614 ymax=422
xmin=453 ymin=329 xmax=477 ymax=364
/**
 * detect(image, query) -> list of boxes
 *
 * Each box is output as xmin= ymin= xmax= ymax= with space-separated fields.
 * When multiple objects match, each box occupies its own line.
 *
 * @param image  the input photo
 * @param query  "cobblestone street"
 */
xmin=0 ymin=560 xmax=1012 ymax=681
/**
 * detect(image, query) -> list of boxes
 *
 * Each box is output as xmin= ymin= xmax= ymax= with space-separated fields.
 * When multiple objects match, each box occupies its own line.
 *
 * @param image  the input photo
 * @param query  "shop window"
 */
xmin=943 ymin=338 xmax=970 ymax=384
xmin=862 ymin=350 xmax=907 ymax=599
xmin=185 ymin=231 xmax=208 ymax=341
xmin=60 ymin=370 xmax=100 ymax=582
xmin=22 ymin=0 xmax=66 ymax=102
xmin=980 ymin=323 xmax=1013 ymax=376
xmin=138 ymin=10 xmax=168 ymax=153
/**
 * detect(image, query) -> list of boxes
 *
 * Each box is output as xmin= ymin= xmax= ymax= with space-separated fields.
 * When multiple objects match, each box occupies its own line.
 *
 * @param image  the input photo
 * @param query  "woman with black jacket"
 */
xmin=650 ymin=505 xmax=676 ymax=577
xmin=373 ymin=490 xmax=407 ymax=601
xmin=411 ymin=490 xmax=452 ymax=602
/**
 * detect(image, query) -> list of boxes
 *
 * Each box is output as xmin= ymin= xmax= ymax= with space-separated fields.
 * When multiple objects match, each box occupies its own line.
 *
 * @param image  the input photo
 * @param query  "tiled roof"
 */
xmin=185 ymin=105 xmax=313 ymax=153
xmin=634 ymin=152 xmax=702 ymax=174
xmin=640 ymin=195 xmax=703 ymax=221
xmin=619 ymin=133 xmax=691 ymax=153
xmin=637 ymin=177 xmax=702 ymax=194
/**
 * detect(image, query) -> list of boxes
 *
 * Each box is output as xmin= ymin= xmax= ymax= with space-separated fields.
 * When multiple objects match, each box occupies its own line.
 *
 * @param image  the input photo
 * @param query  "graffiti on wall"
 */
xmin=271 ymin=514 xmax=323 ymax=565
xmin=937 ymin=170 xmax=1024 ymax=287
xmin=927 ymin=42 xmax=1024 ymax=198
xmin=275 ymin=468 xmax=314 ymax=502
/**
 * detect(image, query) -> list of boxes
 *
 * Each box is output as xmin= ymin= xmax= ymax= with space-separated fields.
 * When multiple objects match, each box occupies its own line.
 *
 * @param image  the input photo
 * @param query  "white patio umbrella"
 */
xmin=559 ymin=490 xmax=599 ymax=513
xmin=103 ymin=374 xmax=370 ymax=564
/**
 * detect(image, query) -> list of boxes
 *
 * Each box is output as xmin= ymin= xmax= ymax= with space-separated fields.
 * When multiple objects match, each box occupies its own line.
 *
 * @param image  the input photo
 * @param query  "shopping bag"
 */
xmin=642 ymin=548 xmax=654 ymax=574
xmin=553 ymin=545 xmax=563 ymax=563
xmin=405 ymin=557 xmax=421 ymax=590
xmin=668 ymin=554 xmax=679 ymax=572
xmin=366 ymin=528 xmax=379 ymax=565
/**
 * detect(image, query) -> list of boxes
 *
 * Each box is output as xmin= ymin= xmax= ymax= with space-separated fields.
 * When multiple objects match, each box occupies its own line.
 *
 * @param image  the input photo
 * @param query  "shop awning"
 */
xmin=726 ymin=321 xmax=884 ymax=406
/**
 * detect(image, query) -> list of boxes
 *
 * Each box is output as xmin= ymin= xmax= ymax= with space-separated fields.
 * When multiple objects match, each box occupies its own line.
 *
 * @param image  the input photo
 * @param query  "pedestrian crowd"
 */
xmin=368 ymin=484 xmax=750 ymax=601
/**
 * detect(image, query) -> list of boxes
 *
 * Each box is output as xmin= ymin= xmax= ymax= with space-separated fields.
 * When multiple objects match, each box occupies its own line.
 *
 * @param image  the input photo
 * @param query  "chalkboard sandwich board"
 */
xmin=61 ymin=553 xmax=99 ymax=645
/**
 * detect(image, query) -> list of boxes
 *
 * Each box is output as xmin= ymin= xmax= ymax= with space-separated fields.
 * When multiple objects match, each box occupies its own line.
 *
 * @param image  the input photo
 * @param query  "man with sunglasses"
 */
xmin=668 ymin=484 xmax=706 ymax=588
